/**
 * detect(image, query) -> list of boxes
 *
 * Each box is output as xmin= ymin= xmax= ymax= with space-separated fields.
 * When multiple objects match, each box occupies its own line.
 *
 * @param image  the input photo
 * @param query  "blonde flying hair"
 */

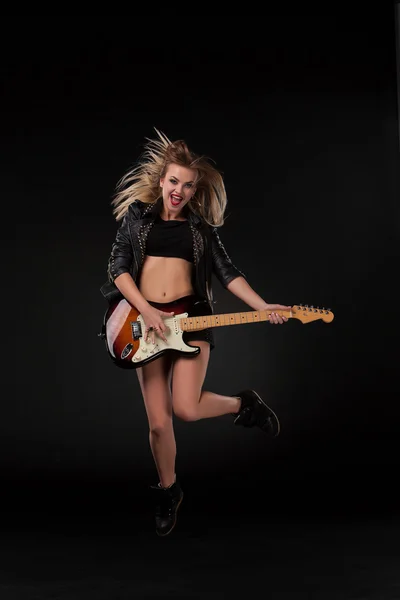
xmin=111 ymin=129 xmax=227 ymax=227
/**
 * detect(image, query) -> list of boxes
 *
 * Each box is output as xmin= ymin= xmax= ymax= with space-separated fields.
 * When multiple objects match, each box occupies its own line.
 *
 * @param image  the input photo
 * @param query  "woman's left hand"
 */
xmin=263 ymin=303 xmax=292 ymax=324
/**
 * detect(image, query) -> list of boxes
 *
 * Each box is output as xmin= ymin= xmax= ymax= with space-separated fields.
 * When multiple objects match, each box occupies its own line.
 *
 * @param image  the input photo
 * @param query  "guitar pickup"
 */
xmin=130 ymin=321 xmax=142 ymax=340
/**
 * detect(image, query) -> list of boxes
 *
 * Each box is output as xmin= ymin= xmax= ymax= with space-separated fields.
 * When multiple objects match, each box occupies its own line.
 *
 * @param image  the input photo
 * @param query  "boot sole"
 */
xmin=246 ymin=389 xmax=281 ymax=437
xmin=156 ymin=493 xmax=184 ymax=537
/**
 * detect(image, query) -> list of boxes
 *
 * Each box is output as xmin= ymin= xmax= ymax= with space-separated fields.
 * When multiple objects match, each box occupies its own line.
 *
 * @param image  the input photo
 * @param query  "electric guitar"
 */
xmin=99 ymin=298 xmax=334 ymax=369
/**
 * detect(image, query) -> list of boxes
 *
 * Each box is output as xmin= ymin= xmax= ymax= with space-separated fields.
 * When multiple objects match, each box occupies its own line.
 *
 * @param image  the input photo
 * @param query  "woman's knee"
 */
xmin=173 ymin=397 xmax=200 ymax=422
xmin=149 ymin=416 xmax=173 ymax=437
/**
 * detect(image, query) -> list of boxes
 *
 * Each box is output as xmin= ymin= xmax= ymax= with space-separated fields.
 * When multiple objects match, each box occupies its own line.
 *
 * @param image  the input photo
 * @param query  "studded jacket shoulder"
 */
xmin=100 ymin=199 xmax=246 ymax=307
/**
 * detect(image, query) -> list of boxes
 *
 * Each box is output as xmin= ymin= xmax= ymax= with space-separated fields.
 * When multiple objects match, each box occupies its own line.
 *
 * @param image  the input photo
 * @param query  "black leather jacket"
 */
xmin=100 ymin=199 xmax=245 ymax=310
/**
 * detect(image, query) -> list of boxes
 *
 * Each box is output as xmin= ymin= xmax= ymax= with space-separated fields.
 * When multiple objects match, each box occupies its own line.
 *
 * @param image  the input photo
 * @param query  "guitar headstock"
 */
xmin=291 ymin=305 xmax=334 ymax=323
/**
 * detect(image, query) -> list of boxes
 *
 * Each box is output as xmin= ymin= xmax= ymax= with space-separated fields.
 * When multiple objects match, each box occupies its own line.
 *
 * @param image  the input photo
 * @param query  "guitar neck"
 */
xmin=180 ymin=309 xmax=290 ymax=332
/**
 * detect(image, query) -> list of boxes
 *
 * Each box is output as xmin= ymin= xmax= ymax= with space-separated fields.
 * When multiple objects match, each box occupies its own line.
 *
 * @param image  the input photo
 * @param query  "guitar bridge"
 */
xmin=130 ymin=321 xmax=142 ymax=340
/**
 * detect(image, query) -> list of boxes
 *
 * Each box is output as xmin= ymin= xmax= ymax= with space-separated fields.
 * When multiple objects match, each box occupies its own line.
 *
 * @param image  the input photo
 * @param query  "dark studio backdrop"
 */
xmin=6 ymin=11 xmax=400 ymax=520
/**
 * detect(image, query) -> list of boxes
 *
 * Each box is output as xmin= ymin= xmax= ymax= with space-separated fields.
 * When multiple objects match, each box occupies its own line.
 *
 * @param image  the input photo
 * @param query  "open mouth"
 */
xmin=170 ymin=194 xmax=183 ymax=207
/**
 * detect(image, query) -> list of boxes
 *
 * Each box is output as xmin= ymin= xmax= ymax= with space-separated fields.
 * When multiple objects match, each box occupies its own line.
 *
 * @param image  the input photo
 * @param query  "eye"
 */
xmin=169 ymin=178 xmax=177 ymax=184
xmin=185 ymin=183 xmax=193 ymax=188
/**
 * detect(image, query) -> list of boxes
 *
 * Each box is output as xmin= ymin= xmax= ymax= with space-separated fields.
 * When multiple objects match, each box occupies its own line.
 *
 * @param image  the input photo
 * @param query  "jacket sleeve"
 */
xmin=107 ymin=202 xmax=141 ymax=283
xmin=210 ymin=226 xmax=246 ymax=288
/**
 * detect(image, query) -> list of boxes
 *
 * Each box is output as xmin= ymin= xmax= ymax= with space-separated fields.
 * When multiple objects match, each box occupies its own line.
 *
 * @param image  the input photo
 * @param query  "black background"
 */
xmin=3 ymin=9 xmax=400 ymax=598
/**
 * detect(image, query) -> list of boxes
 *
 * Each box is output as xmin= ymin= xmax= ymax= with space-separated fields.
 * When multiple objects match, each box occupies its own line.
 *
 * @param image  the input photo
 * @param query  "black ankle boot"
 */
xmin=233 ymin=389 xmax=280 ymax=437
xmin=150 ymin=479 xmax=183 ymax=536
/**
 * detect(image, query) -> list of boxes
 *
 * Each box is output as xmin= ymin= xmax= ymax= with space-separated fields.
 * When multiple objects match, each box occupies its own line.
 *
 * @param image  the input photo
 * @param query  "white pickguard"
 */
xmin=130 ymin=313 xmax=199 ymax=364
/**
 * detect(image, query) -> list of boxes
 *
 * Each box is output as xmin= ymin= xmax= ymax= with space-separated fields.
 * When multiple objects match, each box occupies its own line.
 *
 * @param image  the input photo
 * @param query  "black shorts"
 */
xmin=147 ymin=294 xmax=215 ymax=351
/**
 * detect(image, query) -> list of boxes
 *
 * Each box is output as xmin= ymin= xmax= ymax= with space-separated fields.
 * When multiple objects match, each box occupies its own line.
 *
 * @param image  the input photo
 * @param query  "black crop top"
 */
xmin=145 ymin=215 xmax=194 ymax=263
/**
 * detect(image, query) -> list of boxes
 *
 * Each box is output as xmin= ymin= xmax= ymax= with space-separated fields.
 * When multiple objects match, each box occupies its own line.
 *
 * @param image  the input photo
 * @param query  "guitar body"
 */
xmin=102 ymin=297 xmax=210 ymax=369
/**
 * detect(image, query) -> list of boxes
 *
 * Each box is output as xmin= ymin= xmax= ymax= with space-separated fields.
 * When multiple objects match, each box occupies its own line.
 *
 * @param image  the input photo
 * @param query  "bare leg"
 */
xmin=171 ymin=341 xmax=241 ymax=421
xmin=136 ymin=355 xmax=176 ymax=488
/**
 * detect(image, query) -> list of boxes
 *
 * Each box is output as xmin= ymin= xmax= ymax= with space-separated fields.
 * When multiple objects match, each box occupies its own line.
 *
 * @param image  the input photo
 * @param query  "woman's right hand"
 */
xmin=140 ymin=305 xmax=175 ymax=344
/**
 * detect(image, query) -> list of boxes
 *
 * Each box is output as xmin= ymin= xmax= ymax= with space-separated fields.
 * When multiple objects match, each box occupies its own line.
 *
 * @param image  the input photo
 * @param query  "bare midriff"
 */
xmin=138 ymin=256 xmax=194 ymax=303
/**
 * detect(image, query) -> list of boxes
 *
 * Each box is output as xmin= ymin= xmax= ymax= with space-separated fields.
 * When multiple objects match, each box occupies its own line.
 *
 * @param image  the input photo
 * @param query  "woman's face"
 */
xmin=160 ymin=163 xmax=197 ymax=218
